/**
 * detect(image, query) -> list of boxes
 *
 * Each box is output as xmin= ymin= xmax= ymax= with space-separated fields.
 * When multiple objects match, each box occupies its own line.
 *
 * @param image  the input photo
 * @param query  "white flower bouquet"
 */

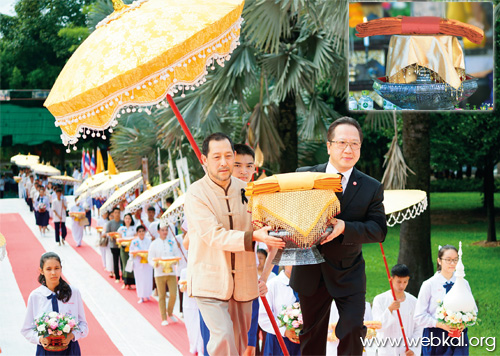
xmin=33 ymin=312 xmax=79 ymax=351
xmin=436 ymin=300 xmax=478 ymax=337
xmin=38 ymin=203 xmax=47 ymax=212
xmin=277 ymin=302 xmax=303 ymax=337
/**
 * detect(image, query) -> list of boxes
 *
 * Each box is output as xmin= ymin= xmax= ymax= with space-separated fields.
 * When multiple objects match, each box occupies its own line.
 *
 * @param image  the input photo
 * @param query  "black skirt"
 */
xmin=36 ymin=210 xmax=50 ymax=227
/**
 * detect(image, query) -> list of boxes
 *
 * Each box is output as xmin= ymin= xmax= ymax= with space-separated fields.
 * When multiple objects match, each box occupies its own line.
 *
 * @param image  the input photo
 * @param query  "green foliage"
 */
xmin=9 ymin=67 xmax=24 ymax=89
xmin=0 ymin=0 xmax=95 ymax=89
xmin=431 ymin=179 xmax=500 ymax=193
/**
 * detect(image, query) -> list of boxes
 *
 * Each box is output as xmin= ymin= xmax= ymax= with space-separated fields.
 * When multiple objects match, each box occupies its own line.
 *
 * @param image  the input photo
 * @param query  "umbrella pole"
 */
xmin=167 ymin=93 xmax=290 ymax=356
xmin=261 ymin=295 xmax=291 ymax=356
xmin=165 ymin=94 xmax=203 ymax=164
xmin=379 ymin=243 xmax=410 ymax=352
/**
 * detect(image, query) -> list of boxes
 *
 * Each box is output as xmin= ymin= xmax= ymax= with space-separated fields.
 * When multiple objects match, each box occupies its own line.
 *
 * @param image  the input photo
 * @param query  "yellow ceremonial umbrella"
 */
xmin=44 ymin=0 xmax=245 ymax=148
xmin=13 ymin=155 xmax=39 ymax=168
xmin=31 ymin=163 xmax=61 ymax=176
xmin=100 ymin=177 xmax=143 ymax=214
xmin=160 ymin=194 xmax=185 ymax=224
xmin=48 ymin=174 xmax=82 ymax=186
xmin=126 ymin=179 xmax=180 ymax=213
xmin=75 ymin=171 xmax=109 ymax=195
xmin=91 ymin=170 xmax=142 ymax=198
xmin=383 ymin=189 xmax=428 ymax=227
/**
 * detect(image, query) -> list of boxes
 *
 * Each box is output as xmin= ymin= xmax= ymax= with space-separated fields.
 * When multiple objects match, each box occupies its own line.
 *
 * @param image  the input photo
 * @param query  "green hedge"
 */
xmin=430 ymin=178 xmax=500 ymax=192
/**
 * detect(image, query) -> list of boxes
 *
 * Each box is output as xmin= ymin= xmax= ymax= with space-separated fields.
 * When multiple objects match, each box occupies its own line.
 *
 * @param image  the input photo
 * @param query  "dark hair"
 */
xmin=202 ymin=132 xmax=234 ymax=156
xmin=136 ymin=225 xmax=146 ymax=232
xmin=147 ymin=206 xmax=156 ymax=212
xmin=234 ymin=144 xmax=255 ymax=160
xmin=166 ymin=197 xmax=174 ymax=205
xmin=391 ymin=264 xmax=410 ymax=278
xmin=257 ymin=249 xmax=268 ymax=258
xmin=123 ymin=213 xmax=135 ymax=226
xmin=55 ymin=188 xmax=63 ymax=193
xmin=437 ymin=245 xmax=458 ymax=271
xmin=38 ymin=252 xmax=72 ymax=303
xmin=327 ymin=117 xmax=363 ymax=143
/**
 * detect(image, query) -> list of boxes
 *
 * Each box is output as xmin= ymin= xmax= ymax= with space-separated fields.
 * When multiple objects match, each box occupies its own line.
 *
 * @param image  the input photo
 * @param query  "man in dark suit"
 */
xmin=290 ymin=116 xmax=387 ymax=356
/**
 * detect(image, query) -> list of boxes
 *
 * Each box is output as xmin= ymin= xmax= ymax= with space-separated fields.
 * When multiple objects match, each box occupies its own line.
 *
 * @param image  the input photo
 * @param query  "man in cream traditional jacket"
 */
xmin=185 ymin=133 xmax=285 ymax=356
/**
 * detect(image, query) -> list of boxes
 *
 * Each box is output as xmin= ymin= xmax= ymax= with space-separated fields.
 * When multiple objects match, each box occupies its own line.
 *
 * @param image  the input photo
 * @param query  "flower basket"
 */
xmin=436 ymin=300 xmax=478 ymax=337
xmin=448 ymin=328 xmax=462 ymax=338
xmin=44 ymin=335 xmax=68 ymax=352
xmin=277 ymin=302 xmax=303 ymax=337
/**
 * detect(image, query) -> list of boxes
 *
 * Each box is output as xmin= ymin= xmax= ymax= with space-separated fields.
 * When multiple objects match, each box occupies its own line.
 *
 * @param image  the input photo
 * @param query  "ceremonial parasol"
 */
xmin=126 ymin=179 xmax=180 ymax=213
xmin=160 ymin=194 xmax=185 ymax=224
xmin=44 ymin=0 xmax=244 ymax=152
xmin=380 ymin=189 xmax=428 ymax=352
xmin=13 ymin=155 xmax=39 ymax=168
xmin=91 ymin=170 xmax=142 ymax=198
xmin=48 ymin=174 xmax=82 ymax=186
xmin=75 ymin=171 xmax=109 ymax=195
xmin=31 ymin=163 xmax=61 ymax=176
xmin=100 ymin=177 xmax=143 ymax=214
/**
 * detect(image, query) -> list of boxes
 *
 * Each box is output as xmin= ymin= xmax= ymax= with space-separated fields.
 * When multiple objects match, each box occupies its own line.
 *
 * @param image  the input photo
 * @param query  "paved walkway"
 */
xmin=0 ymin=198 xmax=189 ymax=356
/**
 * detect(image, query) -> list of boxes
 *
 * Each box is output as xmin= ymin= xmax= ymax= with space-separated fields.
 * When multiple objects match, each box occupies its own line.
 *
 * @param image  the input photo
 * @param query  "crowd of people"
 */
xmin=19 ymin=117 xmax=477 ymax=356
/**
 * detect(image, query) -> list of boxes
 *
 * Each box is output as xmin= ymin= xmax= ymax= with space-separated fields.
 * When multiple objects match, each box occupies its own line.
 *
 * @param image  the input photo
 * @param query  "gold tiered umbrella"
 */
xmin=126 ymin=179 xmax=180 ymax=213
xmin=44 ymin=0 xmax=245 ymax=149
xmin=75 ymin=171 xmax=109 ymax=195
xmin=91 ymin=170 xmax=142 ymax=199
xmin=48 ymin=174 xmax=82 ymax=186
xmin=100 ymin=177 xmax=143 ymax=214
xmin=31 ymin=163 xmax=61 ymax=176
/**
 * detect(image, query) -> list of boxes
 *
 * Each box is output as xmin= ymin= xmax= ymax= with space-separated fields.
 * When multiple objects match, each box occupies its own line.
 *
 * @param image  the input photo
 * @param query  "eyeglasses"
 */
xmin=440 ymin=258 xmax=459 ymax=264
xmin=328 ymin=140 xmax=362 ymax=151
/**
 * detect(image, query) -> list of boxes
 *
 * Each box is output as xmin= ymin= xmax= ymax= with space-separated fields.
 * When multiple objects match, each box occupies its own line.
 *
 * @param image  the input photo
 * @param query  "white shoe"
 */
xmin=138 ymin=299 xmax=144 ymax=304
xmin=161 ymin=320 xmax=169 ymax=326
xmin=169 ymin=315 xmax=179 ymax=323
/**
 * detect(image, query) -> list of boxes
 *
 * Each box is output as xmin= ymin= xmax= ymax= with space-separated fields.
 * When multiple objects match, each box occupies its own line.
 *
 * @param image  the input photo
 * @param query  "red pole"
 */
xmin=167 ymin=93 xmax=290 ymax=356
xmin=261 ymin=295 xmax=291 ymax=356
xmin=379 ymin=243 xmax=410 ymax=351
xmin=165 ymin=94 xmax=203 ymax=165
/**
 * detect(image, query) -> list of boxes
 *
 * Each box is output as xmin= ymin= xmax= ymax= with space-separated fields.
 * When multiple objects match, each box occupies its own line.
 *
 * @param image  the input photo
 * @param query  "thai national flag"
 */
xmin=84 ymin=149 xmax=91 ymax=178
xmin=90 ymin=150 xmax=96 ymax=176
xmin=81 ymin=149 xmax=86 ymax=177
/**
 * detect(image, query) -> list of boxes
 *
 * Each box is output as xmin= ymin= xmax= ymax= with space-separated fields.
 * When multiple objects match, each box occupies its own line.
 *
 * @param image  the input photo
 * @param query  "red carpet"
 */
xmin=58 ymin=219 xmax=192 ymax=355
xmin=4 ymin=213 xmax=121 ymax=355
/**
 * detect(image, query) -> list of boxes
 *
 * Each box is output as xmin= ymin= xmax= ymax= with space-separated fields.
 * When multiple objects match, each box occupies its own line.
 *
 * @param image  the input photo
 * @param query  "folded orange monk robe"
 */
xmin=245 ymin=172 xmax=342 ymax=196
xmin=355 ymin=16 xmax=484 ymax=45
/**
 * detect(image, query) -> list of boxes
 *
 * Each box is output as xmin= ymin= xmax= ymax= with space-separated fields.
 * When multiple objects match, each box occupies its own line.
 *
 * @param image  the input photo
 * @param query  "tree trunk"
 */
xmin=484 ymin=158 xmax=497 ymax=242
xmin=398 ymin=114 xmax=434 ymax=297
xmin=278 ymin=93 xmax=298 ymax=173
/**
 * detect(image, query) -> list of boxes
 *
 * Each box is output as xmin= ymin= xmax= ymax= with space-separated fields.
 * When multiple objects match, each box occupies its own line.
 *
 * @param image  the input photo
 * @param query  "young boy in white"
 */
xmin=372 ymin=264 xmax=422 ymax=356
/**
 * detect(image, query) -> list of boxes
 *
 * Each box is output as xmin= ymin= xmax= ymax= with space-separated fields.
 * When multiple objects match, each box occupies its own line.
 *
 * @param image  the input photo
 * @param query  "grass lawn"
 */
xmin=364 ymin=192 xmax=499 ymax=355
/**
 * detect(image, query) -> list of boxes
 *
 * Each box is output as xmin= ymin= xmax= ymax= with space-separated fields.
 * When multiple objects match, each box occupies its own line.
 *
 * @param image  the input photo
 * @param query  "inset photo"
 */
xmin=348 ymin=2 xmax=494 ymax=111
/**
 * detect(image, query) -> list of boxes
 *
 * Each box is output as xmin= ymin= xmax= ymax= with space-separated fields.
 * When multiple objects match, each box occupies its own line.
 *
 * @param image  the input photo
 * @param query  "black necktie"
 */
xmin=443 ymin=281 xmax=454 ymax=294
xmin=47 ymin=293 xmax=59 ymax=312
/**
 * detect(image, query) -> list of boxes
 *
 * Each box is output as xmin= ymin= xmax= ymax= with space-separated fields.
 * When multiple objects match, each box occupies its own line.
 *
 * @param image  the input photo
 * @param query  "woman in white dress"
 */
xmin=117 ymin=213 xmax=136 ymax=289
xmin=21 ymin=252 xmax=88 ymax=355
xmin=97 ymin=211 xmax=113 ymax=278
xmin=69 ymin=202 xmax=85 ymax=247
xmin=129 ymin=225 xmax=153 ymax=303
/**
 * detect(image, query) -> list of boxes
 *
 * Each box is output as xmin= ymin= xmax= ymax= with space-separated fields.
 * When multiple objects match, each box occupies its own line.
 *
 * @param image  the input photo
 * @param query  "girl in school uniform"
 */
xmin=415 ymin=245 xmax=477 ymax=355
xmin=35 ymin=186 xmax=51 ymax=237
xmin=117 ymin=213 xmax=136 ymax=290
xmin=21 ymin=252 xmax=88 ymax=355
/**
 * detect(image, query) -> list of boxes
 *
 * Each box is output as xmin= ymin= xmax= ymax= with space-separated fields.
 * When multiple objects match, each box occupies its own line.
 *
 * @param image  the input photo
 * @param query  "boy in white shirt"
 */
xmin=372 ymin=264 xmax=422 ymax=356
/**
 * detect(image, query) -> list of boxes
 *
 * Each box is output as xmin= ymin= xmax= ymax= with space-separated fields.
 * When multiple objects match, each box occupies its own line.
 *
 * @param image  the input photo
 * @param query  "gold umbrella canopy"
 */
xmin=100 ymin=177 xmax=143 ymax=214
xmin=13 ymin=155 xmax=39 ymax=168
xmin=91 ymin=170 xmax=142 ymax=198
xmin=383 ymin=189 xmax=428 ymax=227
xmin=44 ymin=0 xmax=245 ymax=148
xmin=31 ymin=163 xmax=61 ymax=176
xmin=160 ymin=194 xmax=185 ymax=224
xmin=126 ymin=179 xmax=180 ymax=213
xmin=48 ymin=174 xmax=82 ymax=186
xmin=75 ymin=171 xmax=109 ymax=195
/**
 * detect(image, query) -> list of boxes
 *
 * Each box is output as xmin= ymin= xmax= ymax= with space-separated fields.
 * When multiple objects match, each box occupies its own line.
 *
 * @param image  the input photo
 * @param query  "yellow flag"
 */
xmin=108 ymin=152 xmax=118 ymax=175
xmin=96 ymin=148 xmax=105 ymax=174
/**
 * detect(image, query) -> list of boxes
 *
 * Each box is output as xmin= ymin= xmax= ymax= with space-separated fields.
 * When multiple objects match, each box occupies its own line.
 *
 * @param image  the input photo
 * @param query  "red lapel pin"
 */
xmin=353 ymin=181 xmax=357 ymax=186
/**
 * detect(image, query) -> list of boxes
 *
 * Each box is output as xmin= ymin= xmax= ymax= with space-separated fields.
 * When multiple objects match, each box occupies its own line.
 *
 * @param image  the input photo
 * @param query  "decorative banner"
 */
xmin=176 ymin=157 xmax=191 ymax=193
xmin=142 ymin=157 xmax=149 ymax=186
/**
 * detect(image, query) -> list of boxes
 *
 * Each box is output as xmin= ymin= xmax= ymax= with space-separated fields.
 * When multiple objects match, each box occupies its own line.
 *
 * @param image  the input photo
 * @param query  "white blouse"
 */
xmin=21 ymin=285 xmax=89 ymax=345
xmin=415 ymin=272 xmax=476 ymax=328
xmin=117 ymin=225 xmax=137 ymax=238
